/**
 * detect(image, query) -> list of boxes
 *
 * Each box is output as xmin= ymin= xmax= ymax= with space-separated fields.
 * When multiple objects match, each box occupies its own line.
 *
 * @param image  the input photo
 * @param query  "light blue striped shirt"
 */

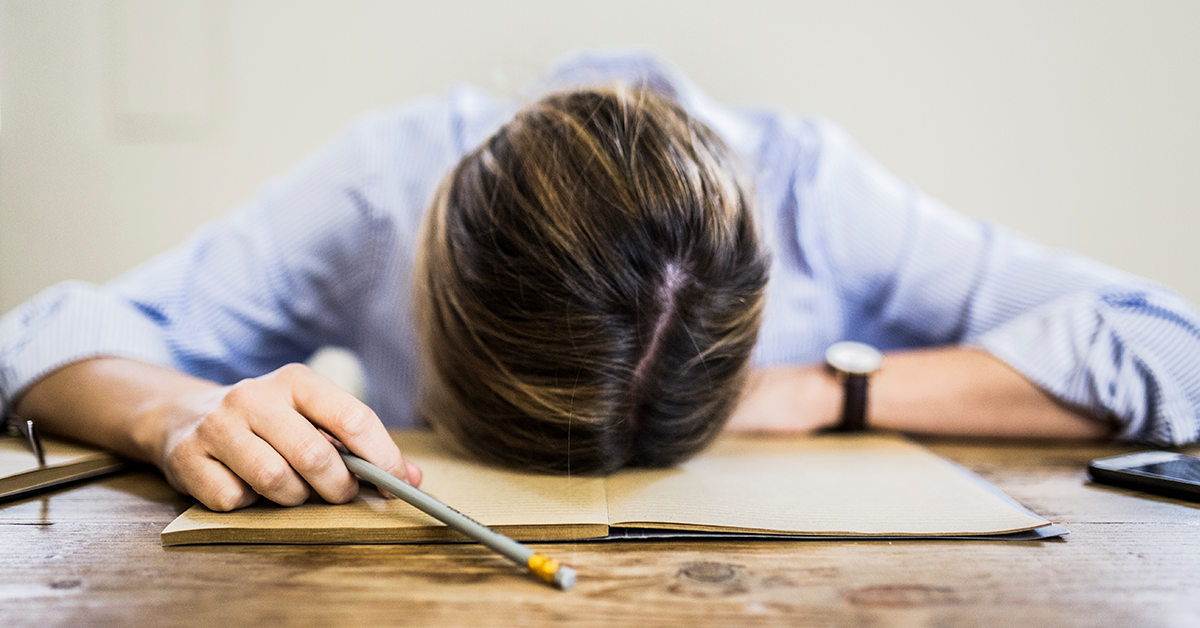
xmin=3 ymin=51 xmax=1198 ymax=444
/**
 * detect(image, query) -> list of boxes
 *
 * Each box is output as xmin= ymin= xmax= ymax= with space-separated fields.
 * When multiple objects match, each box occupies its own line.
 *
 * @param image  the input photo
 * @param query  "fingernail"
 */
xmin=405 ymin=461 xmax=422 ymax=487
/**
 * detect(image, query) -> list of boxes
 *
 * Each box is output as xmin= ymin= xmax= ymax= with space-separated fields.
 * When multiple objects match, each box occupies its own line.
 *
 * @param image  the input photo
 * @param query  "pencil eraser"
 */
xmin=553 ymin=565 xmax=576 ymax=591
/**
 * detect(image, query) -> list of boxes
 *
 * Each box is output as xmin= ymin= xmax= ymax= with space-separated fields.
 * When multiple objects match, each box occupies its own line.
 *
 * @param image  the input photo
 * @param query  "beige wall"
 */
xmin=3 ymin=0 xmax=1199 ymax=315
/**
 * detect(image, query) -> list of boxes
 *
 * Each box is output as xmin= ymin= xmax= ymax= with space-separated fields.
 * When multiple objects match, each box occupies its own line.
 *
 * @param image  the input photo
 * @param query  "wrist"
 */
xmin=131 ymin=375 xmax=226 ymax=468
xmin=824 ymin=342 xmax=884 ymax=432
xmin=728 ymin=366 xmax=842 ymax=433
xmin=803 ymin=367 xmax=844 ymax=431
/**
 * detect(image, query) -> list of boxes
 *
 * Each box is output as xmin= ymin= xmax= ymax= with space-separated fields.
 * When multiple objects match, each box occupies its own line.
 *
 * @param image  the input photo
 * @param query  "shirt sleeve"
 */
xmin=803 ymin=119 xmax=1200 ymax=445
xmin=0 ymin=111 xmax=407 ymax=412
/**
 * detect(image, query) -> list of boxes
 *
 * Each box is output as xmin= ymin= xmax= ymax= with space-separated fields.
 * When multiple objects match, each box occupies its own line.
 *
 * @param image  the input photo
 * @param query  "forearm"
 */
xmin=729 ymin=346 xmax=1113 ymax=439
xmin=14 ymin=357 xmax=223 ymax=465
xmin=871 ymin=346 xmax=1112 ymax=438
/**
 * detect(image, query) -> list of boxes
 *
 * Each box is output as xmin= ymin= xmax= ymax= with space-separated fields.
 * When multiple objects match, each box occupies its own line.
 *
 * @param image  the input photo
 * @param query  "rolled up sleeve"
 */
xmin=807 ymin=118 xmax=1200 ymax=445
xmin=0 ymin=281 xmax=174 ymax=413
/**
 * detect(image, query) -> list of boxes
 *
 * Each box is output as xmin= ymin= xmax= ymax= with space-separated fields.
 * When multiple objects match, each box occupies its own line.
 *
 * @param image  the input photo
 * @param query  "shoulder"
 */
xmin=283 ymin=86 xmax=512 ymax=234
xmin=347 ymin=85 xmax=511 ymax=158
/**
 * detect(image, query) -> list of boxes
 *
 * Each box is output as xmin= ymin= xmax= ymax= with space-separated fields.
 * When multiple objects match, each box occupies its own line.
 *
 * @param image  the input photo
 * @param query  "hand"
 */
xmin=14 ymin=357 xmax=421 ymax=513
xmin=154 ymin=363 xmax=422 ymax=511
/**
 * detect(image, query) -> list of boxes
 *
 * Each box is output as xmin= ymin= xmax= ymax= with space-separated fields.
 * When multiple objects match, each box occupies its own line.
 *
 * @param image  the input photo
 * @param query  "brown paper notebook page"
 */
xmin=161 ymin=432 xmax=609 ymax=545
xmin=1 ymin=435 xmax=126 ymax=501
xmin=606 ymin=434 xmax=1049 ymax=536
xmin=161 ymin=431 xmax=1052 ymax=546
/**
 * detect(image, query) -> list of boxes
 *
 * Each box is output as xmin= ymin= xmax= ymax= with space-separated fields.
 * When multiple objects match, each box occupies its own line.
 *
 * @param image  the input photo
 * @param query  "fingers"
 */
xmin=169 ymin=454 xmax=260 ymax=512
xmin=203 ymin=419 xmax=316 ymax=506
xmin=164 ymin=393 xmax=319 ymax=508
xmin=404 ymin=460 xmax=423 ymax=488
xmin=242 ymin=405 xmax=357 ymax=505
xmin=280 ymin=364 xmax=416 ymax=487
xmin=222 ymin=365 xmax=362 ymax=504
xmin=157 ymin=363 xmax=420 ymax=511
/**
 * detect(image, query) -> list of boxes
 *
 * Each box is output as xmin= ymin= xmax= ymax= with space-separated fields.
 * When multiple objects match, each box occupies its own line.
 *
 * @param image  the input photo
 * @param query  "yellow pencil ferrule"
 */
xmin=527 ymin=553 xmax=560 ymax=584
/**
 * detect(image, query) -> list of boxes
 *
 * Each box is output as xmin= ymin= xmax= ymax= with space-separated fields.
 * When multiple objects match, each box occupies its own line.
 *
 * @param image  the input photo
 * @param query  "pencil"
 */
xmin=337 ymin=447 xmax=577 ymax=591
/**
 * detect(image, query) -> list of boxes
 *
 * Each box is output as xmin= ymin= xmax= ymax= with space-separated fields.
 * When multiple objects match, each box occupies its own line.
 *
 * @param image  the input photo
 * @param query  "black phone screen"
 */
xmin=1128 ymin=458 xmax=1200 ymax=483
xmin=1089 ymin=452 xmax=1200 ymax=502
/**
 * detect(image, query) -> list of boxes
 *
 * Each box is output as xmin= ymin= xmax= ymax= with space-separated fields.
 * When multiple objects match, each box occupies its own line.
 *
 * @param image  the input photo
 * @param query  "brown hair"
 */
xmin=414 ymin=86 xmax=768 ymax=474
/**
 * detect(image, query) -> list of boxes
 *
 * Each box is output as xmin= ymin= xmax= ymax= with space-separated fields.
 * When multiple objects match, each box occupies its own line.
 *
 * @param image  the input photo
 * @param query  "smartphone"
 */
xmin=1088 ymin=451 xmax=1200 ymax=502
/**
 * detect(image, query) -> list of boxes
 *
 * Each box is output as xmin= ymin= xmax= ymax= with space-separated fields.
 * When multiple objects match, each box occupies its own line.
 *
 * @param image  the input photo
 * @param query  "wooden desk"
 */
xmin=2 ymin=439 xmax=1197 ymax=627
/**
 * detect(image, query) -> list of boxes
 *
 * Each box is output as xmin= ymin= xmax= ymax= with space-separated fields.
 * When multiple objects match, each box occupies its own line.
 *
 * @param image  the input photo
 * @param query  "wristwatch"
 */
xmin=825 ymin=341 xmax=884 ymax=432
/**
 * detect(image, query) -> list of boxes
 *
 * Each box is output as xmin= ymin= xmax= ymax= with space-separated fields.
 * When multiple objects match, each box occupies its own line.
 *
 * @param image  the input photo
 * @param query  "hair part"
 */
xmin=414 ymin=86 xmax=768 ymax=474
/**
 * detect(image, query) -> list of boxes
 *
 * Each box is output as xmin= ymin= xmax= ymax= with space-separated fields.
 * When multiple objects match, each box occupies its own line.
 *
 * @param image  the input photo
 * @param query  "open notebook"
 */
xmin=1 ymin=433 xmax=125 ymax=501
xmin=162 ymin=431 xmax=1062 ymax=546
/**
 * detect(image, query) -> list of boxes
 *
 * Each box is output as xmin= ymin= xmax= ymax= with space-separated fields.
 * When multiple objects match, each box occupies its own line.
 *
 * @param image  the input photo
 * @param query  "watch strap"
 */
xmin=834 ymin=373 xmax=869 ymax=431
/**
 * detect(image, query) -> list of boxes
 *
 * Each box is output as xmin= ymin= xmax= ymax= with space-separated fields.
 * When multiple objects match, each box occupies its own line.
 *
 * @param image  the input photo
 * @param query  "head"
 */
xmin=414 ymin=86 xmax=768 ymax=474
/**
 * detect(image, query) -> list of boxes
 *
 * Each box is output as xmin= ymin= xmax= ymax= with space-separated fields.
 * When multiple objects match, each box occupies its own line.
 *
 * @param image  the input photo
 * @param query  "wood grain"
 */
xmin=2 ymin=441 xmax=1197 ymax=628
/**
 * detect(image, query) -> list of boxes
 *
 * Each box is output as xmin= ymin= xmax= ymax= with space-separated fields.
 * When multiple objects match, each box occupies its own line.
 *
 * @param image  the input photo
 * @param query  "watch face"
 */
xmin=825 ymin=341 xmax=884 ymax=375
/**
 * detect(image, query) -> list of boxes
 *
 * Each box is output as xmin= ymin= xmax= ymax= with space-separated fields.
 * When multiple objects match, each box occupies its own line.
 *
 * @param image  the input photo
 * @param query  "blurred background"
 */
xmin=2 ymin=0 xmax=1198 ymax=314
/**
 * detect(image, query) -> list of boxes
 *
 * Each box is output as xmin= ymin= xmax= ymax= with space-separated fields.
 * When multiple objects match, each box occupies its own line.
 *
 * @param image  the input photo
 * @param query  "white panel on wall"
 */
xmin=107 ymin=0 xmax=222 ymax=141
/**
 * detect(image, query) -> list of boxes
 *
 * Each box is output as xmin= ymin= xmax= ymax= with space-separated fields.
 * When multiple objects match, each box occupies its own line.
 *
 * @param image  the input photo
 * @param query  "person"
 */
xmin=2 ymin=51 xmax=1198 ymax=513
